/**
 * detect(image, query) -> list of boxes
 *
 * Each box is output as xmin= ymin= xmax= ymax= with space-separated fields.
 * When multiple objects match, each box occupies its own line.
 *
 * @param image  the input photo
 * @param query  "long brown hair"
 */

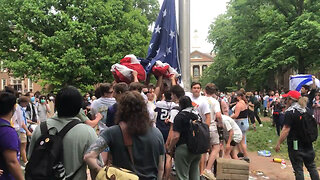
xmin=236 ymin=91 xmax=248 ymax=104
xmin=115 ymin=91 xmax=151 ymax=135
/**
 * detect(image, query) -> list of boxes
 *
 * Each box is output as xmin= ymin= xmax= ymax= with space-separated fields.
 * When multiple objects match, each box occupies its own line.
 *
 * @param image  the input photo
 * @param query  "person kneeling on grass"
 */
xmin=222 ymin=115 xmax=243 ymax=159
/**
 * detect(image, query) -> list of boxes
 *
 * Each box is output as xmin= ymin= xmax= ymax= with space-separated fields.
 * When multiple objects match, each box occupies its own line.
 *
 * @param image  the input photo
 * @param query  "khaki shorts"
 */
xmin=19 ymin=133 xmax=27 ymax=143
xmin=209 ymin=129 xmax=220 ymax=146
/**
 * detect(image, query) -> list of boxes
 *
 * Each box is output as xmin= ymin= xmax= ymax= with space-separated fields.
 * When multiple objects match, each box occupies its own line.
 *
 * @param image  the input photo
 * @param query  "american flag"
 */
xmin=146 ymin=0 xmax=180 ymax=75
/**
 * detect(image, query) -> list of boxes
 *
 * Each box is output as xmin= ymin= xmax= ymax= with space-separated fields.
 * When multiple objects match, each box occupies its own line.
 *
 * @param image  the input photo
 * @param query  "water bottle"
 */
xmin=258 ymin=150 xmax=271 ymax=157
xmin=273 ymin=158 xmax=284 ymax=163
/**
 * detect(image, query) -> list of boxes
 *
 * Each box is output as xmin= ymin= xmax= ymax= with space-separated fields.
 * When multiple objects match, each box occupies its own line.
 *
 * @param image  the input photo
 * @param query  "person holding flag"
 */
xmin=290 ymin=75 xmax=319 ymax=113
xmin=300 ymin=76 xmax=317 ymax=112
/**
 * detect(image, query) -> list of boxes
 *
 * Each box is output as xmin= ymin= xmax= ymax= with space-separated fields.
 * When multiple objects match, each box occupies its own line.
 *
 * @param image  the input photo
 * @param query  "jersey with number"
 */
xmin=154 ymin=101 xmax=177 ymax=133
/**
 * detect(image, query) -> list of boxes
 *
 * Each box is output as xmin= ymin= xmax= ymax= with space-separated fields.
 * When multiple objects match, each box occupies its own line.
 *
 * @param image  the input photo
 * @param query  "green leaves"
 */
xmin=0 ymin=0 xmax=153 ymax=91
xmin=203 ymin=0 xmax=320 ymax=90
xmin=133 ymin=0 xmax=159 ymax=25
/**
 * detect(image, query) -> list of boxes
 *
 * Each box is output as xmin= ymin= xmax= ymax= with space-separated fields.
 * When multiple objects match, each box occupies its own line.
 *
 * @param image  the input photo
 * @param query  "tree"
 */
xmin=0 ymin=0 xmax=151 ymax=91
xmin=133 ymin=0 xmax=160 ymax=25
xmin=203 ymin=0 xmax=320 ymax=90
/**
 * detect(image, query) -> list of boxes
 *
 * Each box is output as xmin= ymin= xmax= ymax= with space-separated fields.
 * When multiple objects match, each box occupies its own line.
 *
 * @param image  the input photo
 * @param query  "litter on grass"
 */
xmin=258 ymin=150 xmax=271 ymax=157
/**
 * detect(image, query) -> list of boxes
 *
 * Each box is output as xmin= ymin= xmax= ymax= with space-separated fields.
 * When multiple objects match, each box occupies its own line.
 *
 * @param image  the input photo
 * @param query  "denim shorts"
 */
xmin=235 ymin=118 xmax=249 ymax=133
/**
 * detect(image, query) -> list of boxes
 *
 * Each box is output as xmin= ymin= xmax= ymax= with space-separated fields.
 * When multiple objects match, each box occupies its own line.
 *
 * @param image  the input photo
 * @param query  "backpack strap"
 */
xmin=57 ymin=119 xmax=81 ymax=138
xmin=40 ymin=121 xmax=49 ymax=135
xmin=119 ymin=121 xmax=140 ymax=176
xmin=172 ymin=106 xmax=181 ymax=112
xmin=0 ymin=121 xmax=13 ymax=128
xmin=119 ymin=121 xmax=134 ymax=165
xmin=180 ymin=110 xmax=201 ymax=121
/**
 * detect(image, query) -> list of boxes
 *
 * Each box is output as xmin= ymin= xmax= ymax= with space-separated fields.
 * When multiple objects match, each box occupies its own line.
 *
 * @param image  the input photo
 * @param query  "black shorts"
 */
xmin=225 ymin=139 xmax=238 ymax=146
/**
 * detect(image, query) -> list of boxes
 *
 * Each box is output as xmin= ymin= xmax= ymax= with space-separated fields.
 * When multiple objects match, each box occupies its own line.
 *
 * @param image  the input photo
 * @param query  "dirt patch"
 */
xmin=248 ymin=151 xmax=294 ymax=180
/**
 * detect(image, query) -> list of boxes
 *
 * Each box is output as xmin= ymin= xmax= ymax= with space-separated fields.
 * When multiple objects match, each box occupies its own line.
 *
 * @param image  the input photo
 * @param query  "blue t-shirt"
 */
xmin=0 ymin=118 xmax=20 ymax=180
xmin=106 ymin=103 xmax=118 ymax=127
xmin=263 ymin=96 xmax=269 ymax=108
xmin=19 ymin=105 xmax=27 ymax=133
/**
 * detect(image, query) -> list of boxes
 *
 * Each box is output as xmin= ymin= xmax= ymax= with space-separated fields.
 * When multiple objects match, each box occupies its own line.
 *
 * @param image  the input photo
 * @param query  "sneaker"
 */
xmin=259 ymin=124 xmax=263 ymax=127
xmin=241 ymin=157 xmax=250 ymax=163
xmin=202 ymin=169 xmax=216 ymax=180
xmin=237 ymin=152 xmax=244 ymax=158
xmin=20 ymin=161 xmax=27 ymax=170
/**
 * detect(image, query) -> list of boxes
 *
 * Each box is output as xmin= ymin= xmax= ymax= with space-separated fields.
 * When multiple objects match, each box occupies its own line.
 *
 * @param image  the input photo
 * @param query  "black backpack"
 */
xmin=25 ymin=120 xmax=80 ymax=180
xmin=297 ymin=111 xmax=318 ymax=144
xmin=180 ymin=111 xmax=210 ymax=154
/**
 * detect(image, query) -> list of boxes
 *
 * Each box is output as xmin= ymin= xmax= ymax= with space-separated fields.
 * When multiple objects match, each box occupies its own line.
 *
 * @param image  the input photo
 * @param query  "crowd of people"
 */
xmin=0 ymin=73 xmax=319 ymax=180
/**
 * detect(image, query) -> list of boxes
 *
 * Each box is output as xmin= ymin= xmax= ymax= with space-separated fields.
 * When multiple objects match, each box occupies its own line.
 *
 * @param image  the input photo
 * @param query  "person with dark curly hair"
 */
xmin=84 ymin=91 xmax=165 ymax=180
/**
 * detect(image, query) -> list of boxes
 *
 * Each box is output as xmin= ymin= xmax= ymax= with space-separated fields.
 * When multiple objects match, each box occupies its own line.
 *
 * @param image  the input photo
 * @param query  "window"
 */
xmin=28 ymin=79 xmax=33 ymax=92
xmin=1 ymin=79 xmax=6 ymax=90
xmin=202 ymin=65 xmax=207 ymax=72
xmin=191 ymin=54 xmax=201 ymax=59
xmin=0 ymin=61 xmax=3 ymax=72
xmin=11 ymin=78 xmax=22 ymax=92
xmin=0 ymin=61 xmax=7 ymax=72
xmin=193 ymin=65 xmax=200 ymax=77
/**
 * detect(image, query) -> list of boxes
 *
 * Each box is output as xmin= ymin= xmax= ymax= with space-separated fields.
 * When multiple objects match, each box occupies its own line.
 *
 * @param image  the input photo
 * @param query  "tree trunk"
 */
xmin=296 ymin=0 xmax=304 ymax=16
xmin=298 ymin=53 xmax=305 ymax=74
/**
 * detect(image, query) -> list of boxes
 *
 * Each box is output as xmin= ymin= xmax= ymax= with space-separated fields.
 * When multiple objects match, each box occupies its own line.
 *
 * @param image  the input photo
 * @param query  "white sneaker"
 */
xmin=260 ymin=124 xmax=263 ymax=127
xmin=202 ymin=169 xmax=216 ymax=180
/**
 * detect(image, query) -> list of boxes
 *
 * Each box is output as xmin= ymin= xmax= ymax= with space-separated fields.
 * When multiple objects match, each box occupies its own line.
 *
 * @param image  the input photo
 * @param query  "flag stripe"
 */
xmin=295 ymin=79 xmax=312 ymax=91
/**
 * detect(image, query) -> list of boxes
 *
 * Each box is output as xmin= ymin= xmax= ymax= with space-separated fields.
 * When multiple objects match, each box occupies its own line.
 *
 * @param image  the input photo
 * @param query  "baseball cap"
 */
xmin=282 ymin=90 xmax=301 ymax=100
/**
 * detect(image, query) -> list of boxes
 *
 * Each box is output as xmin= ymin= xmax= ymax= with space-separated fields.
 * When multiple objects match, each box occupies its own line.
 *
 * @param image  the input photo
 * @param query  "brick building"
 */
xmin=190 ymin=50 xmax=215 ymax=82
xmin=0 ymin=62 xmax=42 ymax=94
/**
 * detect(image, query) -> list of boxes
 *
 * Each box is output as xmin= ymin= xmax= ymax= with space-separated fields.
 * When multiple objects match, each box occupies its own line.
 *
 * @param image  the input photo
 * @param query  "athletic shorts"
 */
xmin=209 ymin=127 xmax=220 ymax=145
xmin=224 ymin=139 xmax=238 ymax=146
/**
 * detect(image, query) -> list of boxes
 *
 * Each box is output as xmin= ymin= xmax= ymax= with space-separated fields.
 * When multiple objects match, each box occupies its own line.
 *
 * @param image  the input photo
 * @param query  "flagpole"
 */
xmin=179 ymin=0 xmax=190 ymax=91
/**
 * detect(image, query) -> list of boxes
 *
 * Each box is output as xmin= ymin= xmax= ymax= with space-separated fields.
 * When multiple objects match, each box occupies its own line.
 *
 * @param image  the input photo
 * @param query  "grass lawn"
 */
xmin=246 ymin=117 xmax=320 ymax=167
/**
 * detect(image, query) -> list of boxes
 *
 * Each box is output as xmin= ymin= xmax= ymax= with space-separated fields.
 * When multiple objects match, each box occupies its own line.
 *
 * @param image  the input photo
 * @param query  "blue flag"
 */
xmin=146 ymin=0 xmax=180 ymax=75
xmin=289 ymin=74 xmax=320 ymax=91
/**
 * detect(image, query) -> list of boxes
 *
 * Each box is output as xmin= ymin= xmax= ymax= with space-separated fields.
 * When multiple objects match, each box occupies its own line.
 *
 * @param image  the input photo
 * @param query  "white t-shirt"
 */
xmin=147 ymin=101 xmax=157 ymax=126
xmin=222 ymin=115 xmax=242 ymax=143
xmin=90 ymin=97 xmax=116 ymax=132
xmin=168 ymin=107 xmax=179 ymax=123
xmin=255 ymin=95 xmax=261 ymax=102
xmin=11 ymin=105 xmax=23 ymax=131
xmin=186 ymin=92 xmax=211 ymax=122
xmin=206 ymin=96 xmax=221 ymax=130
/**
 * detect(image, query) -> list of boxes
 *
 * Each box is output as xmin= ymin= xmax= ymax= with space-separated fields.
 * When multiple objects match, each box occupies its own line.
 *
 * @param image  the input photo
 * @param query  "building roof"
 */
xmin=190 ymin=50 xmax=215 ymax=62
